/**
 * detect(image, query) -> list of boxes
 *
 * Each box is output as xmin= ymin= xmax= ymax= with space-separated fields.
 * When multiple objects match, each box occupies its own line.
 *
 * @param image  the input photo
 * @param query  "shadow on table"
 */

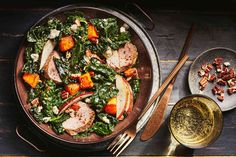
xmin=137 ymin=120 xmax=194 ymax=156
xmin=16 ymin=114 xmax=195 ymax=156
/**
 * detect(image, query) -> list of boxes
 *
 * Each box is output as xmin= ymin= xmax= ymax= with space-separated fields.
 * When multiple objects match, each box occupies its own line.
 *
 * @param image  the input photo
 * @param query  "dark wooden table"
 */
xmin=1 ymin=1 xmax=236 ymax=156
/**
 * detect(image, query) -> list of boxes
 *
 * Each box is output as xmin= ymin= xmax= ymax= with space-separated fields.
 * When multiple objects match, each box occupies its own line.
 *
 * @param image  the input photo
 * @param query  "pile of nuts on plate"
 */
xmin=198 ymin=57 xmax=236 ymax=101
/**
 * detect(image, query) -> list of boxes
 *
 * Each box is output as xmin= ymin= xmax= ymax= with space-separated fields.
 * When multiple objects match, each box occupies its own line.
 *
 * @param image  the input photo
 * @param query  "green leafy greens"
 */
xmin=87 ymin=58 xmax=117 ymax=82
xmin=89 ymin=18 xmax=131 ymax=54
xmin=90 ymin=82 xmax=118 ymax=112
xmin=22 ymin=11 xmax=140 ymax=138
xmin=129 ymin=78 xmax=141 ymax=100
xmin=21 ymin=47 xmax=40 ymax=73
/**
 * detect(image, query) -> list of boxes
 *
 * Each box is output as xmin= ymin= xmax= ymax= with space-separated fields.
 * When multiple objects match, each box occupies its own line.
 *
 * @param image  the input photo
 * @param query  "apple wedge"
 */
xmin=58 ymin=92 xmax=94 ymax=114
xmin=39 ymin=39 xmax=56 ymax=70
xmin=44 ymin=51 xmax=62 ymax=83
xmin=122 ymin=78 xmax=134 ymax=114
xmin=115 ymin=75 xmax=128 ymax=120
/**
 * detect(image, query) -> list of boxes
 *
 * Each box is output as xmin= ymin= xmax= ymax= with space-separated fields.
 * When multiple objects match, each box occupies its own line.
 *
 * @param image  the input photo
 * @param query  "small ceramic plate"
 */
xmin=188 ymin=47 xmax=236 ymax=111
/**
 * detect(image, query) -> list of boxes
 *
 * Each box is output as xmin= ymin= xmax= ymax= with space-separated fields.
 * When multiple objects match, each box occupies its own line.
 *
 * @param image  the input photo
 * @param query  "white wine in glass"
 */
xmin=169 ymin=94 xmax=223 ymax=149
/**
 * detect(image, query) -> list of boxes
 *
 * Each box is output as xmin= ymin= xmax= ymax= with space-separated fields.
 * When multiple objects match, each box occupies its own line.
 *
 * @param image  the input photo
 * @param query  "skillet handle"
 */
xmin=124 ymin=1 xmax=155 ymax=30
xmin=16 ymin=124 xmax=48 ymax=152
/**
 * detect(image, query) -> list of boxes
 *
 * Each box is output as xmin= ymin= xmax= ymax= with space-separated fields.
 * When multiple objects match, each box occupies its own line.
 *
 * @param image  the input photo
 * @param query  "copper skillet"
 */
xmin=14 ymin=4 xmax=161 ymax=151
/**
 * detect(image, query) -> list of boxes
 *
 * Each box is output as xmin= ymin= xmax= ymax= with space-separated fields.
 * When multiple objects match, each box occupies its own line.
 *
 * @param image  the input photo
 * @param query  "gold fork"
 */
xmin=107 ymin=54 xmax=189 ymax=157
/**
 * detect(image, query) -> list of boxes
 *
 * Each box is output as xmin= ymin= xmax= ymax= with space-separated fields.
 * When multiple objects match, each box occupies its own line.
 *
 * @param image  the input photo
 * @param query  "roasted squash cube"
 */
xmin=23 ymin=73 xmax=40 ymax=88
xmin=59 ymin=36 xmax=75 ymax=52
xmin=88 ymin=23 xmax=99 ymax=43
xmin=65 ymin=83 xmax=80 ymax=95
xmin=79 ymin=72 xmax=94 ymax=89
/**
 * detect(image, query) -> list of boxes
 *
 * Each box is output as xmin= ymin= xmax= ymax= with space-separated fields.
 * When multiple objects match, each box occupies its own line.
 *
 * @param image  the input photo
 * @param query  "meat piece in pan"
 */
xmin=106 ymin=42 xmax=138 ymax=72
xmin=62 ymin=102 xmax=95 ymax=135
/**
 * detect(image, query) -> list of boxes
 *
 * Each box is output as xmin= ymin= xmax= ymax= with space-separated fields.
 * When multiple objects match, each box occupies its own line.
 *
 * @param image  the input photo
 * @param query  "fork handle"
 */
xmin=140 ymin=82 xmax=174 ymax=141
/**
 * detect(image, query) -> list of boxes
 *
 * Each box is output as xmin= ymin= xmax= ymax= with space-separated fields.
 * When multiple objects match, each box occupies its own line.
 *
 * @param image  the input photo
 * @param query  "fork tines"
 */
xmin=107 ymin=133 xmax=136 ymax=157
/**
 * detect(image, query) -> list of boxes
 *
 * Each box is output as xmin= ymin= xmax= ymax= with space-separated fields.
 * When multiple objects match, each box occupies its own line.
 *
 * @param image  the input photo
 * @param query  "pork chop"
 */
xmin=62 ymin=102 xmax=95 ymax=135
xmin=106 ymin=42 xmax=138 ymax=72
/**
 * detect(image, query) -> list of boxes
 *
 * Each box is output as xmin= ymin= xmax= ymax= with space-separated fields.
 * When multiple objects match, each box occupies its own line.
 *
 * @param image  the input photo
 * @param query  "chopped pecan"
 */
xmin=222 ymin=67 xmax=229 ymax=75
xmin=199 ymin=77 xmax=208 ymax=90
xmin=217 ymin=93 xmax=224 ymax=102
xmin=204 ymin=72 xmax=209 ymax=78
xmin=213 ymin=57 xmax=223 ymax=65
xmin=227 ymin=79 xmax=235 ymax=87
xmin=212 ymin=86 xmax=224 ymax=95
xmin=216 ymin=65 xmax=223 ymax=73
xmin=208 ymin=74 xmax=216 ymax=82
xmin=201 ymin=63 xmax=213 ymax=73
xmin=207 ymin=64 xmax=213 ymax=71
xmin=198 ymin=58 xmax=236 ymax=102
xmin=232 ymin=78 xmax=236 ymax=82
xmin=222 ymin=75 xmax=231 ymax=81
xmin=229 ymin=68 xmax=235 ymax=78
xmin=228 ymin=87 xmax=236 ymax=95
xmin=217 ymin=79 xmax=227 ymax=86
xmin=198 ymin=69 xmax=205 ymax=77
xmin=201 ymin=64 xmax=208 ymax=71
xmin=217 ymin=73 xmax=223 ymax=78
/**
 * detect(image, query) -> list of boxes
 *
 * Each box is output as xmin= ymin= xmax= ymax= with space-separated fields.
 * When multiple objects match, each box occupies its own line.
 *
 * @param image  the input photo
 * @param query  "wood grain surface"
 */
xmin=0 ymin=1 xmax=236 ymax=156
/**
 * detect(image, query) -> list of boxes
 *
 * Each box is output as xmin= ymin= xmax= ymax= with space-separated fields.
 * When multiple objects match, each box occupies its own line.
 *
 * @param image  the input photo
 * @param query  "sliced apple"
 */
xmin=115 ymin=75 xmax=128 ymax=120
xmin=58 ymin=92 xmax=94 ymax=114
xmin=39 ymin=39 xmax=56 ymax=70
xmin=122 ymin=78 xmax=134 ymax=114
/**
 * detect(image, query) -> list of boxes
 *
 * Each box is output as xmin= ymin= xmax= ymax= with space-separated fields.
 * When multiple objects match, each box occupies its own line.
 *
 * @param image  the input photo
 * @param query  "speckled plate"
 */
xmin=188 ymin=47 xmax=236 ymax=111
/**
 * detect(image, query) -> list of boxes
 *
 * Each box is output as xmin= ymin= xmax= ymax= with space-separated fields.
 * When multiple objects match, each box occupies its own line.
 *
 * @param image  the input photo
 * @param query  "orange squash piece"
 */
xmin=79 ymin=72 xmax=94 ymax=89
xmin=23 ymin=73 xmax=40 ymax=88
xmin=65 ymin=83 xmax=80 ymax=95
xmin=88 ymin=23 xmax=99 ymax=43
xmin=59 ymin=36 xmax=75 ymax=52
xmin=124 ymin=68 xmax=137 ymax=78
xmin=104 ymin=97 xmax=117 ymax=115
